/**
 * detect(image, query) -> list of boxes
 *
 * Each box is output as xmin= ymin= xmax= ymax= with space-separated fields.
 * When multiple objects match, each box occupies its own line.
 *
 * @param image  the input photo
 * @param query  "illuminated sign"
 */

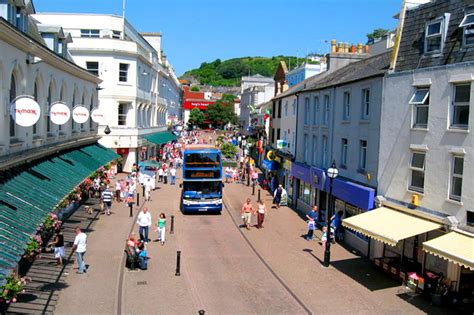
xmin=185 ymin=170 xmax=221 ymax=179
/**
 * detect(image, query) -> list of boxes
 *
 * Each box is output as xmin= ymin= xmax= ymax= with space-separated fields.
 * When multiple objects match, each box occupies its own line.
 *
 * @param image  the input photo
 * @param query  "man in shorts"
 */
xmin=240 ymin=198 xmax=254 ymax=230
xmin=101 ymin=186 xmax=114 ymax=215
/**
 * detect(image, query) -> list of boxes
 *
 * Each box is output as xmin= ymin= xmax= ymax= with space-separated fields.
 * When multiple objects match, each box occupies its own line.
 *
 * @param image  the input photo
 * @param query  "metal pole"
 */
xmin=136 ymin=191 xmax=140 ymax=206
xmin=252 ymin=182 xmax=255 ymax=196
xmin=175 ymin=251 xmax=181 ymax=276
xmin=323 ymin=177 xmax=333 ymax=267
xmin=129 ymin=204 xmax=133 ymax=217
xmin=142 ymin=185 xmax=145 ymax=197
xmin=247 ymin=173 xmax=250 ymax=186
xmin=170 ymin=215 xmax=175 ymax=234
xmin=257 ymin=189 xmax=261 ymax=202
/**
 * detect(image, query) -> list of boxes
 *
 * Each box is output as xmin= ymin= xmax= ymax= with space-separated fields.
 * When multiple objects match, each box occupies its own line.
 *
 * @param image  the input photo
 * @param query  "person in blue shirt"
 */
xmin=330 ymin=211 xmax=344 ymax=242
xmin=137 ymin=242 xmax=148 ymax=270
xmin=306 ymin=206 xmax=318 ymax=222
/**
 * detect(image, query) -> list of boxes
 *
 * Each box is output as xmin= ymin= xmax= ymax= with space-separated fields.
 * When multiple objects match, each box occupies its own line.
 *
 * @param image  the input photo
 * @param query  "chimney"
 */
xmin=331 ymin=40 xmax=337 ymax=53
xmin=338 ymin=42 xmax=343 ymax=53
xmin=326 ymin=39 xmax=369 ymax=72
xmin=364 ymin=45 xmax=369 ymax=54
xmin=357 ymin=43 xmax=363 ymax=54
xmin=350 ymin=44 xmax=356 ymax=53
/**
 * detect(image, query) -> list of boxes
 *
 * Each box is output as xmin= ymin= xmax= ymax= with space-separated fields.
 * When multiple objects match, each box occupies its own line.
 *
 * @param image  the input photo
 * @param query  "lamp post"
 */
xmin=324 ymin=160 xmax=338 ymax=267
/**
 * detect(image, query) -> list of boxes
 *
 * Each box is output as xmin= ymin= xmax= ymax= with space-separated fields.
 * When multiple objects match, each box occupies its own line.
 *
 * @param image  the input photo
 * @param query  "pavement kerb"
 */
xmin=115 ymin=196 xmax=147 ymax=315
xmin=222 ymin=191 xmax=312 ymax=315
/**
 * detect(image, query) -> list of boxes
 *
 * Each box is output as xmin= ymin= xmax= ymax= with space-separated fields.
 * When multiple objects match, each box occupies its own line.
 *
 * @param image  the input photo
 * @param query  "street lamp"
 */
xmin=324 ymin=160 xmax=338 ymax=267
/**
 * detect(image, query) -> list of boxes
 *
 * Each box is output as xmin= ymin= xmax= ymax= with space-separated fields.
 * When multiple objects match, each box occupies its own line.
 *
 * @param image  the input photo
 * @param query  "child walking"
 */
xmin=321 ymin=226 xmax=328 ymax=247
xmin=305 ymin=219 xmax=316 ymax=240
xmin=156 ymin=213 xmax=166 ymax=245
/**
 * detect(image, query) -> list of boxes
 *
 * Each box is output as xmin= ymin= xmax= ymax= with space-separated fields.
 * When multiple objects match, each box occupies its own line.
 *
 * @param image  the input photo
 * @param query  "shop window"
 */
xmin=409 ymin=88 xmax=430 ymax=128
xmin=449 ymin=156 xmax=464 ymax=201
xmin=409 ymin=151 xmax=425 ymax=193
xmin=451 ymin=83 xmax=470 ymax=129
xmin=299 ymin=182 xmax=311 ymax=205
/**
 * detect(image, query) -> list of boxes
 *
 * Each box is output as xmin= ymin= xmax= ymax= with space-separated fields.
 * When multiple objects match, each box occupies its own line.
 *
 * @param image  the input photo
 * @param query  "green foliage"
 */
xmin=188 ymin=108 xmax=205 ymax=127
xmin=0 ymin=273 xmax=27 ymax=301
xmin=190 ymin=85 xmax=200 ymax=92
xmin=366 ymin=28 xmax=389 ymax=43
xmin=206 ymin=94 xmax=238 ymax=128
xmin=220 ymin=143 xmax=238 ymax=159
xmin=181 ymin=56 xmax=307 ymax=87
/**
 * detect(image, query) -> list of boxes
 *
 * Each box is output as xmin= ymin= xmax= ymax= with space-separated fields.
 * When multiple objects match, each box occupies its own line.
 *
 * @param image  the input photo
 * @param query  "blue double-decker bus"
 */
xmin=181 ymin=145 xmax=223 ymax=213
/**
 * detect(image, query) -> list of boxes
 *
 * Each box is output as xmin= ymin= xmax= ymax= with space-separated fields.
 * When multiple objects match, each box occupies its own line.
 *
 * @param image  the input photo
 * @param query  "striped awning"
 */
xmin=342 ymin=207 xmax=441 ymax=246
xmin=423 ymin=231 xmax=474 ymax=270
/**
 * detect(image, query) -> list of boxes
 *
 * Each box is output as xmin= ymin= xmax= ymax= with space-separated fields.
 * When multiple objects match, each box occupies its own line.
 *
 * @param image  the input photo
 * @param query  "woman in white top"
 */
xmin=256 ymin=200 xmax=266 ymax=229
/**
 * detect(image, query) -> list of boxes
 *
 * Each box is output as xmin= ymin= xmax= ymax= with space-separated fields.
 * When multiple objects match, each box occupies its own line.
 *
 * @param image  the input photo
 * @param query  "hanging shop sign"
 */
xmin=49 ymin=102 xmax=71 ymax=125
xmin=72 ymin=105 xmax=90 ymax=123
xmin=10 ymin=96 xmax=41 ymax=127
xmin=90 ymin=108 xmax=105 ymax=124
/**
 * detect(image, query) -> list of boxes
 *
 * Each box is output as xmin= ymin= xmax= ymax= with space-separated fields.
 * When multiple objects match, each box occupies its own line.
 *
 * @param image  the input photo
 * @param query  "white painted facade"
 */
xmin=0 ymin=1 xmax=100 ymax=158
xmin=380 ymin=64 xmax=474 ymax=227
xmin=34 ymin=13 xmax=181 ymax=172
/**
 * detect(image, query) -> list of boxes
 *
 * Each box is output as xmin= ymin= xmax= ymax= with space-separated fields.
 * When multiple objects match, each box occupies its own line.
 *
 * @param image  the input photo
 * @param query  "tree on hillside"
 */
xmin=190 ymin=85 xmax=200 ymax=91
xmin=188 ymin=108 xmax=205 ymax=127
xmin=207 ymin=94 xmax=238 ymax=128
xmin=217 ymin=60 xmax=249 ymax=79
xmin=366 ymin=28 xmax=389 ymax=43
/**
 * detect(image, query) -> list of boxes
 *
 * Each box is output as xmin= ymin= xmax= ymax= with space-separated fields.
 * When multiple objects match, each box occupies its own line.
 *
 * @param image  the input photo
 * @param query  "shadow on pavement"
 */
xmin=302 ymin=248 xmax=325 ymax=266
xmin=396 ymin=292 xmax=459 ymax=315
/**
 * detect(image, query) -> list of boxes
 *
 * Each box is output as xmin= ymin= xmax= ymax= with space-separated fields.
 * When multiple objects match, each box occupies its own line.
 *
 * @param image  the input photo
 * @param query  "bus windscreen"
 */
xmin=184 ymin=153 xmax=220 ymax=167
xmin=183 ymin=181 xmax=221 ymax=196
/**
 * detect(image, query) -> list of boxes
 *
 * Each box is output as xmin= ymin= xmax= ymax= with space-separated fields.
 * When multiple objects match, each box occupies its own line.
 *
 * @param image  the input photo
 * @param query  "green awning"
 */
xmin=143 ymin=131 xmax=177 ymax=145
xmin=0 ymin=143 xmax=118 ymax=278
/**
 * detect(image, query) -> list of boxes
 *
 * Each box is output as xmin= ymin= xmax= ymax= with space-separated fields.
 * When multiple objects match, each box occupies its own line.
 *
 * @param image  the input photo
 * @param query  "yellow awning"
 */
xmin=423 ymin=232 xmax=474 ymax=270
xmin=342 ymin=207 xmax=441 ymax=247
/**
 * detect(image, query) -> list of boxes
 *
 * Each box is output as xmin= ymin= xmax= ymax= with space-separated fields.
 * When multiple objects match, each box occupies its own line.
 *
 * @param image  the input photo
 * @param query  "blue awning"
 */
xmin=262 ymin=159 xmax=279 ymax=171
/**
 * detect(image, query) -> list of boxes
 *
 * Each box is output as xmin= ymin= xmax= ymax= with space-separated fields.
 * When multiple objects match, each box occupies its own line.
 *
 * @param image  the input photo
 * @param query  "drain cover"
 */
xmin=137 ymin=281 xmax=147 ymax=285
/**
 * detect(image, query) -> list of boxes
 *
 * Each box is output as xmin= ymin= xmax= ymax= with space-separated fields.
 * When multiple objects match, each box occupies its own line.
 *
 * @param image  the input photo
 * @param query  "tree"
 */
xmin=207 ymin=94 xmax=239 ymax=128
xmin=220 ymin=143 xmax=238 ymax=159
xmin=188 ymin=108 xmax=204 ymax=127
xmin=190 ymin=85 xmax=200 ymax=92
xmin=366 ymin=28 xmax=389 ymax=44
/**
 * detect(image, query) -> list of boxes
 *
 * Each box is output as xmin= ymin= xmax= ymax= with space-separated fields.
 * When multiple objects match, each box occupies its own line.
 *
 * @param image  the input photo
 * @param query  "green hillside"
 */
xmin=181 ymin=56 xmax=313 ymax=87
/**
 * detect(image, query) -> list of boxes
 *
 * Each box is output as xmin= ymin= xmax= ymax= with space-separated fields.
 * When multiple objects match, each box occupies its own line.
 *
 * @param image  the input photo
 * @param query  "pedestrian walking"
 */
xmin=163 ymin=167 xmax=169 ymax=184
xmin=144 ymin=178 xmax=153 ymax=201
xmin=137 ymin=207 xmax=152 ymax=243
xmin=115 ymin=180 xmax=121 ymax=202
xmin=170 ymin=166 xmax=176 ymax=185
xmin=273 ymin=184 xmax=283 ymax=208
xmin=321 ymin=226 xmax=328 ymax=247
xmin=255 ymin=200 xmax=266 ymax=229
xmin=49 ymin=229 xmax=65 ymax=266
xmin=306 ymin=206 xmax=318 ymax=222
xmin=251 ymin=170 xmax=259 ymax=186
xmin=137 ymin=242 xmax=148 ymax=270
xmin=156 ymin=213 xmax=166 ymax=245
xmin=72 ymin=227 xmax=87 ymax=274
xmin=158 ymin=167 xmax=164 ymax=182
xmin=240 ymin=198 xmax=254 ymax=230
xmin=101 ymin=186 xmax=114 ymax=215
xmin=306 ymin=219 xmax=316 ymax=241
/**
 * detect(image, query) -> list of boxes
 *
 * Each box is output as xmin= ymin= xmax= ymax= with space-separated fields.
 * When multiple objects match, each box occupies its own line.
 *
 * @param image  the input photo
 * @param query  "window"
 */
xmin=89 ymin=95 xmax=94 ymax=130
xmin=409 ymin=151 xmax=425 ymax=193
xmin=118 ymin=103 xmax=128 ymax=126
xmin=450 ymin=156 xmax=464 ymax=201
xmin=86 ymin=62 xmax=99 ymax=76
xmin=271 ymin=128 xmax=275 ymax=144
xmin=284 ymin=101 xmax=288 ymax=117
xmin=119 ymin=63 xmax=129 ymax=82
xmin=304 ymin=134 xmax=309 ymax=162
xmin=278 ymin=100 xmax=282 ymax=118
xmin=276 ymin=128 xmax=280 ymax=141
xmin=9 ymin=74 xmax=16 ymax=137
xmin=47 ymin=84 xmax=52 ymax=133
xmin=467 ymin=210 xmax=474 ymax=227
xmin=359 ymin=140 xmax=367 ymax=171
xmin=323 ymin=95 xmax=330 ymax=125
xmin=425 ymin=19 xmax=443 ymax=53
xmin=341 ymin=138 xmax=348 ymax=167
xmin=33 ymin=82 xmax=38 ymax=135
xmin=291 ymin=131 xmax=296 ymax=154
xmin=292 ymin=99 xmax=296 ymax=116
xmin=112 ymin=30 xmax=121 ymax=39
xmin=72 ymin=93 xmax=76 ymax=131
xmin=452 ymin=83 xmax=470 ymax=128
xmin=304 ymin=98 xmax=310 ymax=124
xmin=460 ymin=14 xmax=474 ymax=46
xmin=343 ymin=91 xmax=350 ymax=121
xmin=313 ymin=96 xmax=319 ymax=124
xmin=312 ymin=135 xmax=317 ymax=165
xmin=81 ymin=29 xmax=100 ymax=38
xmin=272 ymin=101 xmax=276 ymax=119
xmin=322 ymin=135 xmax=328 ymax=168
xmin=361 ymin=89 xmax=370 ymax=120
xmin=409 ymin=88 xmax=430 ymax=128
xmin=299 ymin=182 xmax=311 ymax=205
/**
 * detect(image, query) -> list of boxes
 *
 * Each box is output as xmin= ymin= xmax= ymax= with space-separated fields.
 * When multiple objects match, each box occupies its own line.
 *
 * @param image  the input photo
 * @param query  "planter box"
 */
xmin=390 ymin=267 xmax=399 ymax=276
xmin=374 ymin=258 xmax=381 ymax=267
xmin=382 ymin=263 xmax=389 ymax=271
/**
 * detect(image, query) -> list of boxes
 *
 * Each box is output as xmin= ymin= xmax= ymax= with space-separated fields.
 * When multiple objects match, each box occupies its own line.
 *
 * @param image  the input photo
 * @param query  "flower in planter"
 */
xmin=0 ymin=272 xmax=29 ymax=303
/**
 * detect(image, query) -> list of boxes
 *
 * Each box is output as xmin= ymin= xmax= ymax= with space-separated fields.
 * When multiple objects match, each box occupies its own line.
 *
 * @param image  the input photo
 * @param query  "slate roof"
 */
xmin=395 ymin=0 xmax=474 ymax=72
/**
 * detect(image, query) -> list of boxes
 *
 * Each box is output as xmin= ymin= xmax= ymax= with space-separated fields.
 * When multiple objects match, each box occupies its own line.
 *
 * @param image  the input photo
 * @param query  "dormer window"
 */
xmin=460 ymin=13 xmax=474 ymax=46
xmin=425 ymin=18 xmax=444 ymax=53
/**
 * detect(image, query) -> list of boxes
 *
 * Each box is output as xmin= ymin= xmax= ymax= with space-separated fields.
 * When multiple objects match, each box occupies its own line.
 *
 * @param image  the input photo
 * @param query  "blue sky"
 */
xmin=35 ymin=0 xmax=401 ymax=75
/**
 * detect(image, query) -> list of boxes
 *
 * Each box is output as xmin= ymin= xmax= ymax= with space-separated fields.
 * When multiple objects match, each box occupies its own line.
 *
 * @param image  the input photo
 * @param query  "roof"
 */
xmin=395 ymin=0 xmax=474 ymax=72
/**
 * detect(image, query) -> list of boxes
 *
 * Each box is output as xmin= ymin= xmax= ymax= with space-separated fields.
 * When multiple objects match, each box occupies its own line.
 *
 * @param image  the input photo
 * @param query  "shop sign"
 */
xmin=10 ymin=96 xmax=41 ymax=127
xmin=90 ymin=108 xmax=105 ymax=124
xmin=72 ymin=105 xmax=90 ymax=123
xmin=116 ymin=148 xmax=129 ymax=155
xmin=50 ymin=102 xmax=71 ymax=125
xmin=277 ymin=139 xmax=287 ymax=149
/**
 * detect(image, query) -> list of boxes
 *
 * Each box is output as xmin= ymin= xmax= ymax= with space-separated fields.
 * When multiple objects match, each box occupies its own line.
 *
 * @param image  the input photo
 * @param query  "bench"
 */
xmin=124 ymin=246 xmax=138 ymax=270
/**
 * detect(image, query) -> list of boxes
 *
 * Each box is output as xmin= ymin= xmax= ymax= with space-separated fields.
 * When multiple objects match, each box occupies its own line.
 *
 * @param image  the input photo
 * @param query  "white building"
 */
xmin=239 ymin=74 xmax=274 ymax=131
xmin=0 ymin=1 xmax=101 ymax=159
xmin=34 ymin=13 xmax=181 ymax=172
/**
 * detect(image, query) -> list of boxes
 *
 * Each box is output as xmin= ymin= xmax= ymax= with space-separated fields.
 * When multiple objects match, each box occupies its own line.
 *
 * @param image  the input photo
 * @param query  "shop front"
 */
xmin=291 ymin=162 xmax=312 ymax=213
xmin=283 ymin=160 xmax=293 ymax=206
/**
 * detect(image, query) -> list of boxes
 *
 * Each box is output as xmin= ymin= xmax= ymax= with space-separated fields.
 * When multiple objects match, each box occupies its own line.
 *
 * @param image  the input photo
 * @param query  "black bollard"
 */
xmin=198 ymin=310 xmax=205 ymax=315
xmin=246 ymin=174 xmax=250 ymax=186
xmin=142 ymin=185 xmax=145 ymax=197
xmin=170 ymin=215 xmax=175 ymax=234
xmin=129 ymin=204 xmax=133 ymax=217
xmin=258 ymin=189 xmax=261 ymax=202
xmin=136 ymin=191 xmax=140 ymax=206
xmin=252 ymin=182 xmax=255 ymax=195
xmin=175 ymin=251 xmax=181 ymax=276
